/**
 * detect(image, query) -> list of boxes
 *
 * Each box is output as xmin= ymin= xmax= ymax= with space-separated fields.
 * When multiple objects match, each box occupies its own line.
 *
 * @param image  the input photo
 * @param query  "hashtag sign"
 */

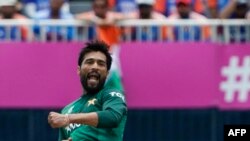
xmin=220 ymin=56 xmax=250 ymax=103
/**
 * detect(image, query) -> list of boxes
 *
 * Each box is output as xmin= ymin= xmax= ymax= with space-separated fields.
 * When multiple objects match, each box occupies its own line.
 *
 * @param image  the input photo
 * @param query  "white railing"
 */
xmin=0 ymin=19 xmax=249 ymax=43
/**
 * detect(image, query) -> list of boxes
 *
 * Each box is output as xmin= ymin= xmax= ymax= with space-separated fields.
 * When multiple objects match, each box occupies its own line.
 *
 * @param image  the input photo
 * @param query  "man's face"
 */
xmin=78 ymin=51 xmax=108 ymax=94
xmin=235 ymin=4 xmax=248 ymax=18
xmin=177 ymin=3 xmax=190 ymax=19
xmin=138 ymin=4 xmax=153 ymax=19
xmin=93 ymin=0 xmax=108 ymax=18
xmin=0 ymin=6 xmax=16 ymax=19
xmin=50 ymin=0 xmax=64 ymax=11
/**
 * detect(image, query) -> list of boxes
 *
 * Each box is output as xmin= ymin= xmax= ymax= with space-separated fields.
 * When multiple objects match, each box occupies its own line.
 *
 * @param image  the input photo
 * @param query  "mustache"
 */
xmin=80 ymin=71 xmax=106 ymax=94
xmin=87 ymin=71 xmax=100 ymax=79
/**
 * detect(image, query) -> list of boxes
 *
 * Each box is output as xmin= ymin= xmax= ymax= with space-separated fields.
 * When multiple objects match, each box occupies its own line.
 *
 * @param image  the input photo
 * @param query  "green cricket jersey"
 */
xmin=59 ymin=86 xmax=127 ymax=141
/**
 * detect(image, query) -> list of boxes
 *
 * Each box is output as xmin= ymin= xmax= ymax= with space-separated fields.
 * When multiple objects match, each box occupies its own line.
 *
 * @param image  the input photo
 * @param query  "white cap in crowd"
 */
xmin=237 ymin=0 xmax=247 ymax=4
xmin=136 ymin=0 xmax=155 ymax=5
xmin=0 ymin=0 xmax=17 ymax=6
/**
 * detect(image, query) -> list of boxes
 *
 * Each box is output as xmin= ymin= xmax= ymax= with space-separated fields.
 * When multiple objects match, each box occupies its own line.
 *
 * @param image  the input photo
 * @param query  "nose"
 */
xmin=90 ymin=62 xmax=99 ymax=70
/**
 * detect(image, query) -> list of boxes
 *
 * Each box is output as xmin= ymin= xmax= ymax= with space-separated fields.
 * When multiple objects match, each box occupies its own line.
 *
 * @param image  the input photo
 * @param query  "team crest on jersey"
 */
xmin=87 ymin=98 xmax=97 ymax=106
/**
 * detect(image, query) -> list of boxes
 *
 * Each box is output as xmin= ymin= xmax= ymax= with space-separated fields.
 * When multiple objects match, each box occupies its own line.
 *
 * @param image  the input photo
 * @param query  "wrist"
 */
xmin=65 ymin=114 xmax=70 ymax=126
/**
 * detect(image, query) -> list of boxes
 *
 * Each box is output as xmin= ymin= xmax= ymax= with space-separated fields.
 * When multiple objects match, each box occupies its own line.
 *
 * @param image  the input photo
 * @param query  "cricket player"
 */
xmin=48 ymin=40 xmax=127 ymax=141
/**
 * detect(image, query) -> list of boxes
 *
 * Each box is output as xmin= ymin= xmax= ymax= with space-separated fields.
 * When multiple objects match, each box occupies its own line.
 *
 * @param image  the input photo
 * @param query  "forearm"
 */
xmin=68 ymin=112 xmax=98 ymax=127
xmin=219 ymin=0 xmax=237 ymax=19
xmin=68 ymin=109 xmax=122 ymax=128
xmin=48 ymin=109 xmax=123 ymax=128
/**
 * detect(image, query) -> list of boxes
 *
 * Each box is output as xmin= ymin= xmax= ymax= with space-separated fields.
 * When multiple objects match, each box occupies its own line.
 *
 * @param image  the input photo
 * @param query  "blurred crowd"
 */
xmin=13 ymin=0 xmax=250 ymax=19
xmin=0 ymin=0 xmax=249 ymax=43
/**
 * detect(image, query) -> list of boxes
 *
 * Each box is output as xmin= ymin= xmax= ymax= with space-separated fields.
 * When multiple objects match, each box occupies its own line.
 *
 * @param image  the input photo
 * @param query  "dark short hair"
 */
xmin=93 ymin=0 xmax=109 ymax=6
xmin=78 ymin=40 xmax=112 ymax=71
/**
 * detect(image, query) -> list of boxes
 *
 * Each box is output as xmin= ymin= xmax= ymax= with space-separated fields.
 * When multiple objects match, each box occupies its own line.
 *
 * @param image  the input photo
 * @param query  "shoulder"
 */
xmin=151 ymin=11 xmax=167 ymax=19
xmin=61 ymin=12 xmax=73 ymax=19
xmin=35 ymin=10 xmax=50 ymax=19
xmin=61 ymin=98 xmax=81 ymax=114
xmin=99 ymin=87 xmax=125 ymax=102
xmin=13 ymin=14 xmax=28 ymax=19
xmin=190 ymin=12 xmax=207 ymax=20
xmin=168 ymin=12 xmax=180 ymax=19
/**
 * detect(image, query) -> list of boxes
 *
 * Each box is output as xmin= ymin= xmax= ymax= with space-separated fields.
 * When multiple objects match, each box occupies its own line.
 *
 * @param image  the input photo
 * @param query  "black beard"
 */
xmin=3 ymin=14 xmax=13 ymax=19
xmin=180 ymin=13 xmax=189 ymax=19
xmin=80 ymin=74 xmax=106 ymax=94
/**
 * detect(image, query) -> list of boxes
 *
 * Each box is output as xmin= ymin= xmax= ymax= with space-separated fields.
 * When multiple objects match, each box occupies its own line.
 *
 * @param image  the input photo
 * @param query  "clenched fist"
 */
xmin=48 ymin=112 xmax=69 ymax=128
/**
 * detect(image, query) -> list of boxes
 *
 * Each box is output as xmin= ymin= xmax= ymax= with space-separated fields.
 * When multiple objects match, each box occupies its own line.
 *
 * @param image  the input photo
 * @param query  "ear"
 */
xmin=77 ymin=66 xmax=81 ymax=76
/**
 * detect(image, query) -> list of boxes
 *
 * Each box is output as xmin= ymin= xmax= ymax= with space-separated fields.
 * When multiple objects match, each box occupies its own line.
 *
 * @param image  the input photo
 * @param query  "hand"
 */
xmin=48 ymin=112 xmax=69 ymax=128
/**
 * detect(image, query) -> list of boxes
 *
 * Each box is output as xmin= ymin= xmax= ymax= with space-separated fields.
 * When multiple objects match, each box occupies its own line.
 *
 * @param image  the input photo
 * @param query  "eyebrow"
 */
xmin=84 ymin=58 xmax=106 ymax=63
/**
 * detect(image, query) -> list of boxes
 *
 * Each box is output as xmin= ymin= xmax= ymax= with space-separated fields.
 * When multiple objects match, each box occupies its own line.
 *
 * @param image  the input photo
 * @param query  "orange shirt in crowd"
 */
xmin=76 ymin=11 xmax=123 ymax=47
xmin=108 ymin=0 xmax=116 ymax=9
xmin=207 ymin=0 xmax=217 ymax=8
xmin=154 ymin=0 xmax=166 ymax=13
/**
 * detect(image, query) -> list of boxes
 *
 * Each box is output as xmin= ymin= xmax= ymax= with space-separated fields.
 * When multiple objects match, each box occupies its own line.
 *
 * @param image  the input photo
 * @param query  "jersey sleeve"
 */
xmin=96 ymin=89 xmax=127 ymax=128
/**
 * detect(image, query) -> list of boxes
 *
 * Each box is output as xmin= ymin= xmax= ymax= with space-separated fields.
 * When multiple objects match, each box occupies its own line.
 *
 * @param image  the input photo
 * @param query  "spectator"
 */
xmin=112 ymin=0 xmax=208 ymax=17
xmin=75 ymin=0 xmax=125 ymax=47
xmin=33 ymin=0 xmax=74 ymax=41
xmin=22 ymin=0 xmax=49 ymax=18
xmin=115 ymin=0 xmax=137 ymax=13
xmin=128 ymin=0 xmax=167 ymax=19
xmin=126 ymin=0 xmax=168 ymax=41
xmin=219 ymin=0 xmax=249 ymax=42
xmin=164 ymin=0 xmax=206 ymax=17
xmin=205 ymin=0 xmax=218 ymax=18
xmin=0 ymin=0 xmax=29 ymax=41
xmin=168 ymin=0 xmax=210 ymax=41
xmin=220 ymin=0 xmax=249 ymax=19
xmin=205 ymin=0 xmax=232 ymax=18
xmin=22 ymin=0 xmax=70 ymax=18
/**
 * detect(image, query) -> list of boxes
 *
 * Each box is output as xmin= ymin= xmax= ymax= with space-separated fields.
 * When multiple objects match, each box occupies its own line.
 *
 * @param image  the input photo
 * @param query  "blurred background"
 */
xmin=0 ymin=0 xmax=250 ymax=141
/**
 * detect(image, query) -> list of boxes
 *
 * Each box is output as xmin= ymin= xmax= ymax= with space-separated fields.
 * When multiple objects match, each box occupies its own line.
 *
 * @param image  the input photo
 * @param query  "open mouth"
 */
xmin=87 ymin=72 xmax=100 ymax=85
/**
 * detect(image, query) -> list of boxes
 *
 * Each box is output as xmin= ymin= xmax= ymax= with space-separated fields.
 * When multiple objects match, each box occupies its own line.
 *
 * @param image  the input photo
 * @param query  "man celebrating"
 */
xmin=48 ymin=41 xmax=127 ymax=141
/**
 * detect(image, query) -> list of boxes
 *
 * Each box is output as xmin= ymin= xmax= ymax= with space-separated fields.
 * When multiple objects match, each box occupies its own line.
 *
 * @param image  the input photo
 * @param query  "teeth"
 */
xmin=89 ymin=76 xmax=98 ymax=80
xmin=88 ymin=73 xmax=99 ymax=79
